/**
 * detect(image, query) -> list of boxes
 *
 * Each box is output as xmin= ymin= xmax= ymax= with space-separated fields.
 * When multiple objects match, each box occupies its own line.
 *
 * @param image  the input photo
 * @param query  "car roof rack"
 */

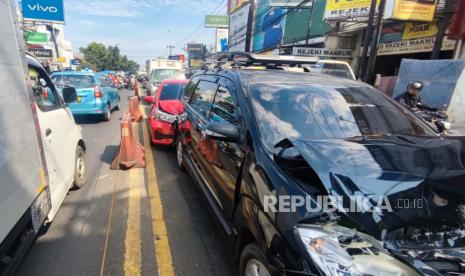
xmin=208 ymin=52 xmax=319 ymax=70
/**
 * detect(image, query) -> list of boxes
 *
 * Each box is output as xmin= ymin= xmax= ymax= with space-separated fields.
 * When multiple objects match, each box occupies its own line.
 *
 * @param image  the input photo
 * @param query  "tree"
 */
xmin=79 ymin=42 xmax=139 ymax=73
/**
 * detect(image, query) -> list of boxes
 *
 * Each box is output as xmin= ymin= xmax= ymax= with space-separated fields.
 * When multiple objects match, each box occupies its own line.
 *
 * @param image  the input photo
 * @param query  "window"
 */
xmin=210 ymin=84 xmax=236 ymax=124
xmin=51 ymin=74 xmax=96 ymax=89
xmin=189 ymin=80 xmax=218 ymax=117
xmin=99 ymin=75 xmax=111 ymax=87
xmin=159 ymin=83 xmax=186 ymax=101
xmin=29 ymin=67 xmax=60 ymax=111
xmin=249 ymin=83 xmax=436 ymax=150
xmin=183 ymin=77 xmax=199 ymax=102
xmin=152 ymin=69 xmax=185 ymax=83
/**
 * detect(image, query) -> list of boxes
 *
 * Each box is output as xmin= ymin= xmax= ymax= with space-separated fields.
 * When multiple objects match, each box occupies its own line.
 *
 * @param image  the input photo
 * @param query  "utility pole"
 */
xmin=431 ymin=0 xmax=455 ymax=59
xmin=245 ymin=1 xmax=255 ymax=52
xmin=364 ymin=0 xmax=385 ymax=83
xmin=358 ymin=0 xmax=377 ymax=80
xmin=167 ymin=45 xmax=175 ymax=56
xmin=305 ymin=3 xmax=314 ymax=46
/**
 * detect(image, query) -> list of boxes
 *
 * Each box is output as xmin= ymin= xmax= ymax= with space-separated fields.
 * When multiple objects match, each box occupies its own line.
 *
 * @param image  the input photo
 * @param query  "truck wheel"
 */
xmin=72 ymin=145 xmax=86 ymax=189
xmin=240 ymin=243 xmax=271 ymax=276
xmin=176 ymin=137 xmax=185 ymax=171
xmin=103 ymin=104 xmax=111 ymax=121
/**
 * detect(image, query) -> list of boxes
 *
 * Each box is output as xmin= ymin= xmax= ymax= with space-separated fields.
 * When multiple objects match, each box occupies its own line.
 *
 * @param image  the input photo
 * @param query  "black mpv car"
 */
xmin=175 ymin=54 xmax=465 ymax=276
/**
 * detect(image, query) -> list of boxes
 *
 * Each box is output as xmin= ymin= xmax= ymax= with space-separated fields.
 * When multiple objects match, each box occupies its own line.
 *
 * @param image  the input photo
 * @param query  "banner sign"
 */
xmin=22 ymin=0 xmax=65 ymax=23
xmin=384 ymin=0 xmax=437 ymax=22
xmin=293 ymin=47 xmax=353 ymax=58
xmin=216 ymin=29 xmax=229 ymax=52
xmin=378 ymin=37 xmax=455 ymax=56
xmin=269 ymin=0 xmax=312 ymax=7
xmin=205 ymin=15 xmax=230 ymax=28
xmin=324 ymin=0 xmax=380 ymax=20
xmin=71 ymin=59 xmax=81 ymax=65
xmin=29 ymin=48 xmax=53 ymax=58
xmin=229 ymin=4 xmax=250 ymax=52
xmin=26 ymin=32 xmax=48 ymax=44
xmin=402 ymin=22 xmax=438 ymax=40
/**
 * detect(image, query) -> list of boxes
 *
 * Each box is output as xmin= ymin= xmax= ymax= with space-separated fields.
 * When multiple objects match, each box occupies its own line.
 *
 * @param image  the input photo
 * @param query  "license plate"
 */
xmin=77 ymin=96 xmax=82 ymax=103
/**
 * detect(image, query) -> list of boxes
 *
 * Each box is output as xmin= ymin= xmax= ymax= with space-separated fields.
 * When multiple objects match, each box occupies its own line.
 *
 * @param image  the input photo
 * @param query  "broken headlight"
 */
xmin=297 ymin=225 xmax=419 ymax=276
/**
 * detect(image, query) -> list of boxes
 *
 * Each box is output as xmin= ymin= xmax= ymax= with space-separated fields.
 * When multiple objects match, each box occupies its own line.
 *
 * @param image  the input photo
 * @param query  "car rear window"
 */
xmin=52 ymin=74 xmax=96 ymax=89
xmin=159 ymin=83 xmax=186 ymax=101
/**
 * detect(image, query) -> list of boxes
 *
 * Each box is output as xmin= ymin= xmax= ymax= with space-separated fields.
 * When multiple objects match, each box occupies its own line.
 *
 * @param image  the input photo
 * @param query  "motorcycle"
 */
xmin=413 ymin=107 xmax=451 ymax=134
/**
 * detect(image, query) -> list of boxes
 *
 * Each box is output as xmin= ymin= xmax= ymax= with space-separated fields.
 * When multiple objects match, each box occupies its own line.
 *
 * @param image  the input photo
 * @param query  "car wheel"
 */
xmin=72 ymin=145 xmax=86 ymax=189
xmin=103 ymin=104 xmax=111 ymax=121
xmin=240 ymin=243 xmax=271 ymax=276
xmin=176 ymin=137 xmax=185 ymax=171
xmin=115 ymin=97 xmax=121 ymax=110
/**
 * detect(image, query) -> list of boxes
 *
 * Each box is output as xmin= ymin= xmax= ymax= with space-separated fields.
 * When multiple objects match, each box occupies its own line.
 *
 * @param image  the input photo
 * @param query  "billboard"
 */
xmin=324 ymin=0 xmax=380 ymax=20
xmin=252 ymin=0 xmax=285 ymax=52
xmin=229 ymin=4 xmax=250 ymax=51
xmin=205 ymin=15 xmax=230 ymax=28
xmin=269 ymin=0 xmax=312 ymax=7
xmin=22 ymin=0 xmax=65 ymax=23
xmin=26 ymin=32 xmax=48 ymax=44
xmin=284 ymin=0 xmax=331 ymax=45
xmin=384 ymin=0 xmax=437 ymax=22
xmin=28 ymin=48 xmax=53 ymax=58
xmin=216 ymin=29 xmax=229 ymax=52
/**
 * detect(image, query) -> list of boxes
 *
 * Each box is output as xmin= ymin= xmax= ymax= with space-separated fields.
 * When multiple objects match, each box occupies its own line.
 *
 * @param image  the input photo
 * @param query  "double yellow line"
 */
xmin=100 ymin=106 xmax=174 ymax=276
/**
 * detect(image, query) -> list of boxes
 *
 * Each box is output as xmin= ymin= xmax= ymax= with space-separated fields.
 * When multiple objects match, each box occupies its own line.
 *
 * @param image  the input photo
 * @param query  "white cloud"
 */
xmin=65 ymin=0 xmax=224 ymax=18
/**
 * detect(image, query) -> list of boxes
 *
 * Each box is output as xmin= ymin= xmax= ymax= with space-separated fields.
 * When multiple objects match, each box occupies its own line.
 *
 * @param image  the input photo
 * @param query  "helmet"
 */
xmin=407 ymin=81 xmax=423 ymax=91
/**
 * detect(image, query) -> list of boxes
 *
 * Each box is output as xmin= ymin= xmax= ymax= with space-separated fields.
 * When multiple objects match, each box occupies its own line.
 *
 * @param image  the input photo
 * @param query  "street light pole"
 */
xmin=167 ymin=45 xmax=175 ymax=56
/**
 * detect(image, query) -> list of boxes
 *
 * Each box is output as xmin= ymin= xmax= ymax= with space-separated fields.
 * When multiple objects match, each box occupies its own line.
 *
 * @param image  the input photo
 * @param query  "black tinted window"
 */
xmin=189 ymin=80 xmax=218 ymax=117
xmin=159 ymin=83 xmax=186 ymax=101
xmin=183 ymin=77 xmax=198 ymax=102
xmin=250 ymin=83 xmax=436 ymax=149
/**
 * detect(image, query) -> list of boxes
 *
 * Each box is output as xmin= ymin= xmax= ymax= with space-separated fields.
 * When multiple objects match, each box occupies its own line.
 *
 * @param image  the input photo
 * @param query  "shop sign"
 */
xmin=26 ymin=32 xmax=48 ymax=44
xmin=402 ymin=22 xmax=438 ymax=40
xmin=324 ymin=0 xmax=380 ymax=20
xmin=293 ymin=47 xmax=353 ymax=58
xmin=384 ymin=0 xmax=437 ymax=22
xmin=378 ymin=37 xmax=455 ymax=56
xmin=229 ymin=4 xmax=250 ymax=51
xmin=29 ymin=48 xmax=53 ymax=58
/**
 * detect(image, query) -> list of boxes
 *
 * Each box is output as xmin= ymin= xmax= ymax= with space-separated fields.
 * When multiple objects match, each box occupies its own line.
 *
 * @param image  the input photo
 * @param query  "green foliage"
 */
xmin=79 ymin=42 xmax=139 ymax=73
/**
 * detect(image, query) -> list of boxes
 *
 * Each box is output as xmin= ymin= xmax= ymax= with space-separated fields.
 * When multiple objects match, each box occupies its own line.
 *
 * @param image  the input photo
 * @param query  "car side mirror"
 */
xmin=205 ymin=122 xmax=240 ymax=143
xmin=62 ymin=86 xmax=77 ymax=103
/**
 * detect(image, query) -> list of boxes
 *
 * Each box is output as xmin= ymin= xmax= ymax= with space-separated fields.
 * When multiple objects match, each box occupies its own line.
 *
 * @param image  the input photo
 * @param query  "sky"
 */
xmin=62 ymin=0 xmax=227 ymax=66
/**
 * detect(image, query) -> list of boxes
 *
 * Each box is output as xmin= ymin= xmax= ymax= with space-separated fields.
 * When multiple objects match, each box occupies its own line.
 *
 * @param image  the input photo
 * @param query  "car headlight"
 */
xmin=298 ymin=226 xmax=356 ymax=276
xmin=155 ymin=108 xmax=177 ymax=123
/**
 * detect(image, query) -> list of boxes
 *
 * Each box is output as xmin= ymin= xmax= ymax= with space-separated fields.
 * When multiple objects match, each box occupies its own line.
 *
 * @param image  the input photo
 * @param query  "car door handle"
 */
xmin=45 ymin=128 xmax=52 ymax=137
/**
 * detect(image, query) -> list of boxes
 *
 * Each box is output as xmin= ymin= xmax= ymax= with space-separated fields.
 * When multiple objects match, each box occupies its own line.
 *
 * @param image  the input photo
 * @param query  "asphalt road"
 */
xmin=16 ymin=89 xmax=235 ymax=276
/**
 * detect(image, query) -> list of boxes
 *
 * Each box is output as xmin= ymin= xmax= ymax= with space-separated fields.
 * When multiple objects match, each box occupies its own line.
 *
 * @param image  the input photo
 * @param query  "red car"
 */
xmin=147 ymin=79 xmax=188 ymax=145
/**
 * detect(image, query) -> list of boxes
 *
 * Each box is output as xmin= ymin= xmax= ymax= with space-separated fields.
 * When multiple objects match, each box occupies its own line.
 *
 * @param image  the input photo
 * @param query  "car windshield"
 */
xmin=310 ymin=62 xmax=354 ymax=79
xmin=152 ymin=69 xmax=185 ymax=83
xmin=249 ymin=83 xmax=436 ymax=150
xmin=159 ymin=83 xmax=186 ymax=101
xmin=52 ymin=74 xmax=96 ymax=89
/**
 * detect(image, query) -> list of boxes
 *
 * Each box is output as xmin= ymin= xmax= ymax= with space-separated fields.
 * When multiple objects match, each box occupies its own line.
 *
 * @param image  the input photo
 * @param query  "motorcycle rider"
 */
xmin=395 ymin=81 xmax=437 ymax=110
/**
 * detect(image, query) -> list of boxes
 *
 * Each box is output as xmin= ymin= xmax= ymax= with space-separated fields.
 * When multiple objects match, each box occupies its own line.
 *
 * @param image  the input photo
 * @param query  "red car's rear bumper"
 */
xmin=149 ymin=118 xmax=176 ymax=145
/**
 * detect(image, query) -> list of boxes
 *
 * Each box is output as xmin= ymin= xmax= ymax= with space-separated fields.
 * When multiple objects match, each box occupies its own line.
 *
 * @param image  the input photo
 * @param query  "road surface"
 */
xmin=17 ymin=89 xmax=235 ymax=276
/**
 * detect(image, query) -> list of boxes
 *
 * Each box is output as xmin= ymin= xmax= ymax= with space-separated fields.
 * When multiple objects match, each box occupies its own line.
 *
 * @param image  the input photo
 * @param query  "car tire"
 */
xmin=103 ymin=104 xmax=111 ymax=121
xmin=115 ymin=97 xmax=121 ymax=111
xmin=176 ymin=137 xmax=185 ymax=171
xmin=240 ymin=243 xmax=272 ymax=276
xmin=72 ymin=145 xmax=86 ymax=189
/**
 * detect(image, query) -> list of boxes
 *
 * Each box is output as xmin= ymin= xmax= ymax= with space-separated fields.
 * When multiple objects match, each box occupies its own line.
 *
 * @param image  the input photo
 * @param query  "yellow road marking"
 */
xmin=142 ymin=119 xmax=175 ymax=276
xmin=124 ymin=124 xmax=142 ymax=276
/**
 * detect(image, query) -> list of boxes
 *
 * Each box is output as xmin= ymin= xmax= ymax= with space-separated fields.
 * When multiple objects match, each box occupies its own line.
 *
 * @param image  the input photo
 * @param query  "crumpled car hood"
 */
xmin=288 ymin=135 xmax=465 ymax=240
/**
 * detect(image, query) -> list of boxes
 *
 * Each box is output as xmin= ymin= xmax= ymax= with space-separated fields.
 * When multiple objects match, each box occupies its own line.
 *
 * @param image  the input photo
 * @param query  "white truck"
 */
xmin=145 ymin=58 xmax=184 ymax=95
xmin=0 ymin=1 xmax=86 ymax=274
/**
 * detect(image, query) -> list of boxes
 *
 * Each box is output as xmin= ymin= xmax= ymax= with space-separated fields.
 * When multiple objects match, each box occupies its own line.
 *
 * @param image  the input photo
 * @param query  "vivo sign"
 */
xmin=22 ymin=0 xmax=65 ymax=23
